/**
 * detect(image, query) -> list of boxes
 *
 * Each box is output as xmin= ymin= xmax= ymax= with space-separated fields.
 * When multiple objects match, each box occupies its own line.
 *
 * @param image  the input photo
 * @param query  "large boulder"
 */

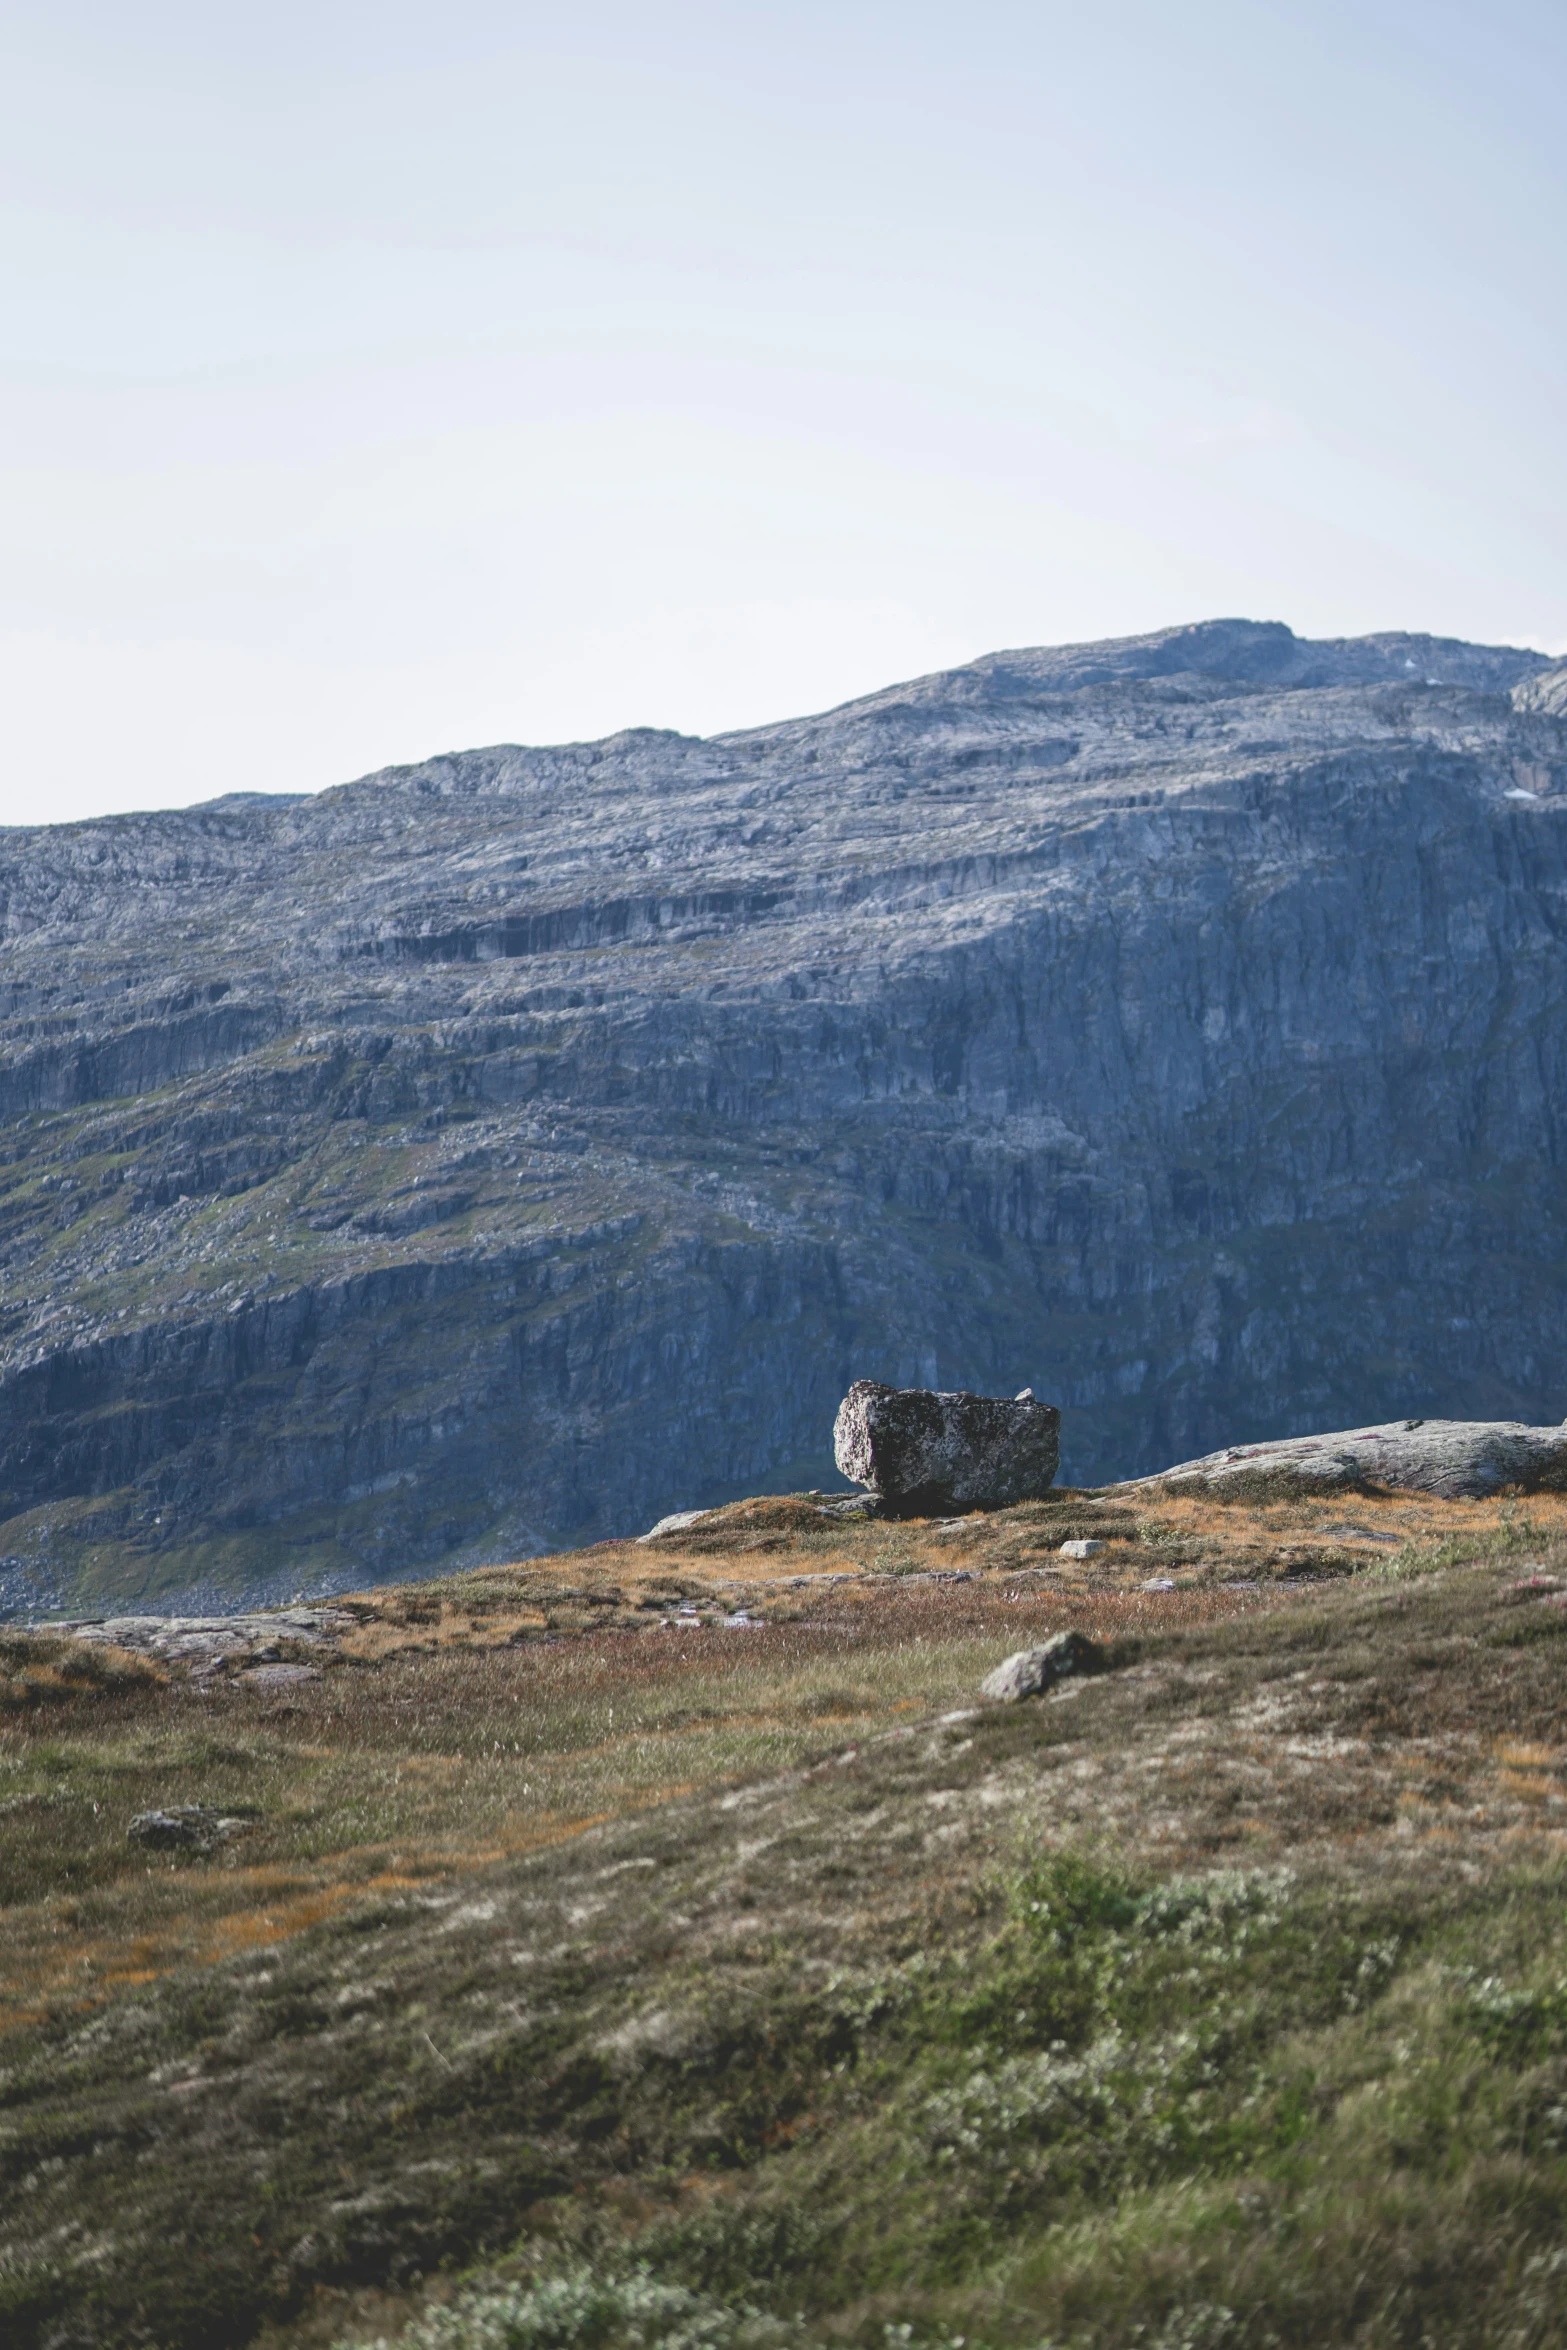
xmin=833 ymin=1380 xmax=1060 ymax=1514
xmin=1134 ymin=1417 xmax=1567 ymax=1502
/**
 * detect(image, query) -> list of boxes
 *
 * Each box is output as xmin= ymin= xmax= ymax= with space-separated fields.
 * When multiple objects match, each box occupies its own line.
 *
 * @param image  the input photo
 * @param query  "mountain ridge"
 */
xmin=2 ymin=616 xmax=1564 ymax=1612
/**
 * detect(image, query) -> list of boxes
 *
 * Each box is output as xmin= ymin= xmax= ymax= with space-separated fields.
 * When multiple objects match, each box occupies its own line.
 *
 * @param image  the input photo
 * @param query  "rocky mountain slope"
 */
xmin=1 ymin=616 xmax=1564 ymax=1610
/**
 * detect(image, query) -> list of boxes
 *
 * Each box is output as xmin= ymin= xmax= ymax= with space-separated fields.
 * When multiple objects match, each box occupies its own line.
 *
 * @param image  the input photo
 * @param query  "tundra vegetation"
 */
xmin=6 ymin=1487 xmax=1567 ymax=2348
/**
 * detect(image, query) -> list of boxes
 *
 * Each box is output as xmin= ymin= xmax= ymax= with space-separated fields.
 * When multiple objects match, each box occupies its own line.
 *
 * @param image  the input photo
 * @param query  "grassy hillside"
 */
xmin=5 ymin=1486 xmax=1567 ymax=2349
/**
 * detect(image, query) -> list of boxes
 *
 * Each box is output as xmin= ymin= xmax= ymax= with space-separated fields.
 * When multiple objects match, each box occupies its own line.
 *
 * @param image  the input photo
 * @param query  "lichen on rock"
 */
xmin=833 ymin=1379 xmax=1060 ymax=1514
xmin=1138 ymin=1417 xmax=1567 ymax=1502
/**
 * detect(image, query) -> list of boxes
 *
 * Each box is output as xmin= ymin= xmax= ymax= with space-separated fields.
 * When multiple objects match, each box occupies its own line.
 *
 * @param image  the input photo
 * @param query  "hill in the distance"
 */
xmin=1 ymin=616 xmax=1564 ymax=1613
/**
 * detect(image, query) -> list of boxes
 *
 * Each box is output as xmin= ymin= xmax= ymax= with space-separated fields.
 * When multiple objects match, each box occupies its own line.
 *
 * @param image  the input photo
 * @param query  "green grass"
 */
xmin=315 ymin=1846 xmax=1567 ymax=2350
xmin=8 ymin=1545 xmax=1567 ymax=2350
xmin=308 ymin=1858 xmax=1567 ymax=2350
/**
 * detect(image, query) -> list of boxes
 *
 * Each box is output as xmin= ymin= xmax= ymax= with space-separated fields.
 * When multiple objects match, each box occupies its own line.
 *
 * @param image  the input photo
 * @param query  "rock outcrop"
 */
xmin=639 ymin=1510 xmax=711 ymax=1542
xmin=60 ymin=1608 xmax=353 ymax=1670
xmin=834 ymin=1380 xmax=1060 ymax=1513
xmin=1135 ymin=1418 xmax=1567 ymax=1502
xmin=0 ymin=616 xmax=1564 ymax=1608
xmin=1514 ymin=660 xmax=1567 ymax=720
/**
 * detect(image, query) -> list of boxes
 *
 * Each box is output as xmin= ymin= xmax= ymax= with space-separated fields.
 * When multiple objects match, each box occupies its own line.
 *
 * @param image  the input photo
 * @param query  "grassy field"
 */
xmin=5 ymin=1485 xmax=1567 ymax=2350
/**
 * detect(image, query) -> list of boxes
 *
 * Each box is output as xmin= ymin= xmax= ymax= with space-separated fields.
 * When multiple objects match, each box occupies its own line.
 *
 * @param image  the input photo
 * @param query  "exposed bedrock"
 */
xmin=1 ymin=616 xmax=1565 ymax=1605
xmin=1134 ymin=1418 xmax=1567 ymax=1502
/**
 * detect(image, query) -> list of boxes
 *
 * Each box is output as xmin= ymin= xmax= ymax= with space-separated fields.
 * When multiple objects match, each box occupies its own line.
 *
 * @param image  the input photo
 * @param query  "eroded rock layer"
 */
xmin=2 ymin=618 xmax=1565 ymax=1606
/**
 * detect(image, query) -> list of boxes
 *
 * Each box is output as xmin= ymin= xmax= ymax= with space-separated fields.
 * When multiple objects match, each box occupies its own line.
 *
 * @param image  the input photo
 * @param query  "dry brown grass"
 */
xmin=8 ymin=1483 xmax=1567 ymax=2350
xmin=334 ymin=1485 xmax=1567 ymax=1658
xmin=1 ymin=1482 xmax=1552 ymax=2037
xmin=0 ymin=1570 xmax=1261 ymax=2036
xmin=0 ymin=1629 xmax=165 ymax=1709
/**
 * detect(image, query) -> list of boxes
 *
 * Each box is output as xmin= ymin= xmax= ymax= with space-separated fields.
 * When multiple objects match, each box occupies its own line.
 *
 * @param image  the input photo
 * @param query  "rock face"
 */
xmin=833 ymin=1380 xmax=1060 ymax=1513
xmin=0 ymin=616 xmax=1564 ymax=1608
xmin=980 ymin=1631 xmax=1105 ymax=1703
xmin=1138 ymin=1418 xmax=1567 ymax=1502
xmin=1514 ymin=660 xmax=1567 ymax=720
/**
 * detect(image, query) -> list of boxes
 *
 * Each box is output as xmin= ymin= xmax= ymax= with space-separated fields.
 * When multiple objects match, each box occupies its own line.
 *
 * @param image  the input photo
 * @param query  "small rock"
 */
xmin=639 ymin=1509 xmax=710 ymax=1542
xmin=980 ymin=1631 xmax=1106 ymax=1703
xmin=1059 ymin=1538 xmax=1104 ymax=1559
xmin=1143 ymin=1575 xmax=1177 ymax=1591
xmin=128 ymin=1806 xmax=256 ymax=1853
xmin=833 ymin=1379 xmax=1060 ymax=1513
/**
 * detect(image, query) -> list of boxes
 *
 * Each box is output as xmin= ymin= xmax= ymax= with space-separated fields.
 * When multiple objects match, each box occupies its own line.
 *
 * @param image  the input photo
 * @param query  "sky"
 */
xmin=0 ymin=0 xmax=1562 ymax=827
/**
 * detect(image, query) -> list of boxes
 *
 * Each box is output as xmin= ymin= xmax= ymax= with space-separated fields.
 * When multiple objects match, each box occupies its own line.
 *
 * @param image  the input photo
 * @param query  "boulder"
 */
xmin=980 ymin=1630 xmax=1105 ymax=1703
xmin=639 ymin=1509 xmax=710 ymax=1541
xmin=833 ymin=1381 xmax=1060 ymax=1514
xmin=1136 ymin=1417 xmax=1567 ymax=1502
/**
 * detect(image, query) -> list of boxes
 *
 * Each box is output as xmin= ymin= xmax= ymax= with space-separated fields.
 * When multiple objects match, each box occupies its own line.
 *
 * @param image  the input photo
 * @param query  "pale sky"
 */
xmin=1 ymin=0 xmax=1562 ymax=826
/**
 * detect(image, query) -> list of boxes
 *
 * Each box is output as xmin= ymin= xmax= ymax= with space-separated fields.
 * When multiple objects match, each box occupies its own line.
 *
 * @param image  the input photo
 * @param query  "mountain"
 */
xmin=1 ymin=616 xmax=1563 ymax=1612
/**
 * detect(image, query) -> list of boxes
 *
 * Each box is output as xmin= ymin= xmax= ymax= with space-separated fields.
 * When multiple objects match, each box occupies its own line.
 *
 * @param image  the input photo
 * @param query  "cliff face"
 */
xmin=2 ymin=616 xmax=1564 ymax=1609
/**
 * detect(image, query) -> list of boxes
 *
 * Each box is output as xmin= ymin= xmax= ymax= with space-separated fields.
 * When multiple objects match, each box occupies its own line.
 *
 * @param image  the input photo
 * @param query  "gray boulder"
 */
xmin=833 ymin=1381 xmax=1060 ymax=1514
xmin=1136 ymin=1417 xmax=1567 ymax=1502
xmin=980 ymin=1630 xmax=1105 ymax=1703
